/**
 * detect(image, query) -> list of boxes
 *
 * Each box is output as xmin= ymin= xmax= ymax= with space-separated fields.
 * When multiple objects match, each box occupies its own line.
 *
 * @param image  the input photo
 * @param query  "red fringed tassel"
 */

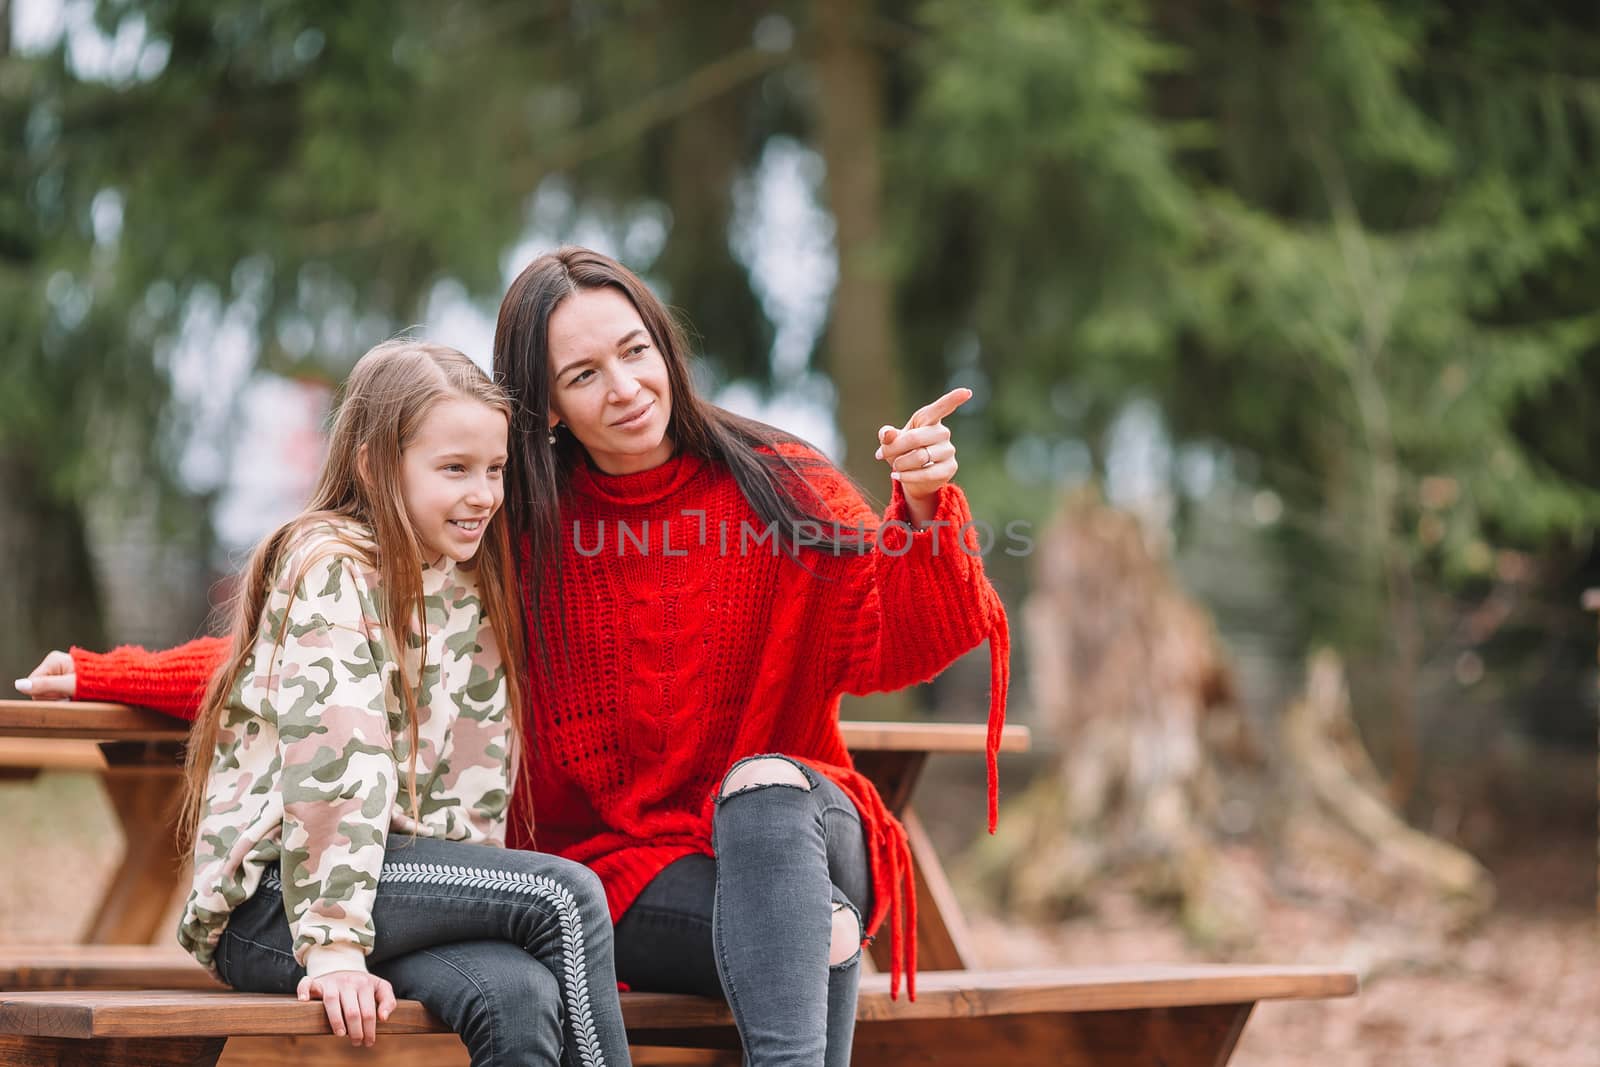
xmin=889 ymin=840 xmax=904 ymax=999
xmin=901 ymin=818 xmax=918 ymax=1000
xmin=985 ymin=603 xmax=1011 ymax=834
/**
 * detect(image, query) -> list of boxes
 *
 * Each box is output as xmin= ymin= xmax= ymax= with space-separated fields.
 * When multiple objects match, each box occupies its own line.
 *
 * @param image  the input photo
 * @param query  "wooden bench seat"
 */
xmin=0 ymin=965 xmax=1356 ymax=1066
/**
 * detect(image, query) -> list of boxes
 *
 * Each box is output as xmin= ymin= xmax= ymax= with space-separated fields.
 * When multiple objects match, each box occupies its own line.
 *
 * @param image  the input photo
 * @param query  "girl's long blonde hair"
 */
xmin=179 ymin=339 xmax=530 ymax=851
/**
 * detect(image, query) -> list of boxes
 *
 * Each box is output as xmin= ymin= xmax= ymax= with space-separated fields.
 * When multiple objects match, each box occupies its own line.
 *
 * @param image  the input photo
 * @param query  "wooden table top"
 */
xmin=0 ymin=965 xmax=1356 ymax=1038
xmin=0 ymin=700 xmax=1030 ymax=753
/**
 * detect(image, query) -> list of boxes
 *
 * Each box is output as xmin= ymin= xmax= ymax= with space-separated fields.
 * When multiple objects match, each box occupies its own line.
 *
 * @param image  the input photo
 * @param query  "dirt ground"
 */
xmin=968 ymin=853 xmax=1599 ymax=1067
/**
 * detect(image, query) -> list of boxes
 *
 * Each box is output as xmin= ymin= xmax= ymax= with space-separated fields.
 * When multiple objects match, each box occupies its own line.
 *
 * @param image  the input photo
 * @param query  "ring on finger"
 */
xmin=920 ymin=446 xmax=935 ymax=469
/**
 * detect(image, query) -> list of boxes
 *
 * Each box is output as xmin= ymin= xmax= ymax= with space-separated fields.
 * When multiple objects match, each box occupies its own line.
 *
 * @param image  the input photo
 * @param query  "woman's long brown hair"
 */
xmin=179 ymin=340 xmax=530 ymax=852
xmin=493 ymin=247 xmax=871 ymax=677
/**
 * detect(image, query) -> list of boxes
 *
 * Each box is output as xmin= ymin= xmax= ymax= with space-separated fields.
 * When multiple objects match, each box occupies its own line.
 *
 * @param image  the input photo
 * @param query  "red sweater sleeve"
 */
xmin=815 ymin=472 xmax=1012 ymax=833
xmin=831 ymin=483 xmax=1003 ymax=690
xmin=69 ymin=636 xmax=230 ymax=722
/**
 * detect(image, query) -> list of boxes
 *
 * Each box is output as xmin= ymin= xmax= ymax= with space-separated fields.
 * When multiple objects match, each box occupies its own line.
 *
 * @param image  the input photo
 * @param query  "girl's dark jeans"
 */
xmin=215 ymin=836 xmax=632 ymax=1067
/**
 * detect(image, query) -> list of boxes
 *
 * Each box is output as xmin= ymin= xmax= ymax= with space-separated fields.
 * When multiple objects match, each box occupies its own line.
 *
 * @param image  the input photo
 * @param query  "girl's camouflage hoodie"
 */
xmin=176 ymin=519 xmax=512 ymax=979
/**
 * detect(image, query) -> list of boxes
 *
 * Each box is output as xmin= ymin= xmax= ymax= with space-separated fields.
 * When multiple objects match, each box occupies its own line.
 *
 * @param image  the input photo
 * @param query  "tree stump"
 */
xmin=985 ymin=489 xmax=1494 ymax=949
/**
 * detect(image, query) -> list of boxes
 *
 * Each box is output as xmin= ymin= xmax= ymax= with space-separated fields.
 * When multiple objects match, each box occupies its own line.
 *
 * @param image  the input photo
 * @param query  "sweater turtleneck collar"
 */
xmin=569 ymin=449 xmax=705 ymax=507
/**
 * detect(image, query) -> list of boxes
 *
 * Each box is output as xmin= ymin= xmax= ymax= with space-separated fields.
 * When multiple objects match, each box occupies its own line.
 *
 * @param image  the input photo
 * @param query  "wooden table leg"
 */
xmin=851 ymin=751 xmax=978 ymax=973
xmin=851 ymin=751 xmax=927 ymax=816
xmin=85 ymin=774 xmax=186 ymax=945
xmin=849 ymin=1002 xmax=1255 ymax=1066
xmin=903 ymin=811 xmax=978 ymax=970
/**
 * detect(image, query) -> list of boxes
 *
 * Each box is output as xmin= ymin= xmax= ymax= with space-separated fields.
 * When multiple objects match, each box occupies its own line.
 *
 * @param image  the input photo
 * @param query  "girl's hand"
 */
xmin=297 ymin=970 xmax=397 ymax=1047
xmin=874 ymin=387 xmax=972 ymax=527
xmin=15 ymin=651 xmax=76 ymax=700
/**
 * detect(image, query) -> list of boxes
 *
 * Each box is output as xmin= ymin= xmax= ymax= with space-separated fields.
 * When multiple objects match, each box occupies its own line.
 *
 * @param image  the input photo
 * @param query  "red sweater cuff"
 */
xmin=70 ymin=637 xmax=226 ymax=722
xmin=874 ymin=484 xmax=996 ymax=671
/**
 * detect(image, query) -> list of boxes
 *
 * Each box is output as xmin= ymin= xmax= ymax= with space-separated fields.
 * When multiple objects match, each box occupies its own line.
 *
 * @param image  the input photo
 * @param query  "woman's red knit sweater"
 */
xmin=69 ymin=449 xmax=1009 ymax=999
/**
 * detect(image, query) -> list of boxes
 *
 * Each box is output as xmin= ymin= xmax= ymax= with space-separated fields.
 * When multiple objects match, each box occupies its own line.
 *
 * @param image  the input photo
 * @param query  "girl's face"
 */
xmin=546 ymin=287 xmax=674 ymax=475
xmin=400 ymin=397 xmax=509 ymax=564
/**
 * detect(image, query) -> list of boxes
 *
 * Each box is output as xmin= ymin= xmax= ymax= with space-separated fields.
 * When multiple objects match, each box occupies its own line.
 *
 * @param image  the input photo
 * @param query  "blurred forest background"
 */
xmin=3 ymin=1 xmax=1598 ymax=1063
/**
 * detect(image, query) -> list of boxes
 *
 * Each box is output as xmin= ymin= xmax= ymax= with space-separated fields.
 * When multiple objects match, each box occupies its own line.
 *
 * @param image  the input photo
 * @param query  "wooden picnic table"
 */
xmin=0 ymin=701 xmax=1363 ymax=1066
xmin=0 ymin=699 xmax=1029 ymax=973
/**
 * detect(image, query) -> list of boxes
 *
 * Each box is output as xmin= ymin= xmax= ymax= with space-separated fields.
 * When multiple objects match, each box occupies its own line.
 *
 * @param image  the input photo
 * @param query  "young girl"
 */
xmin=142 ymin=340 xmax=630 ymax=1066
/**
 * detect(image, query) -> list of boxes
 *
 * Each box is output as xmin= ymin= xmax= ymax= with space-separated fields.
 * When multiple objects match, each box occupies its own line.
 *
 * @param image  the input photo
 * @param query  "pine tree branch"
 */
xmin=520 ymin=42 xmax=793 ymax=176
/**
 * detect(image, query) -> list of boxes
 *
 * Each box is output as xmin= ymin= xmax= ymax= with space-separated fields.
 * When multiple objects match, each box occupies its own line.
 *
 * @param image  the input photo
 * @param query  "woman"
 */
xmin=21 ymin=247 xmax=1009 ymax=1067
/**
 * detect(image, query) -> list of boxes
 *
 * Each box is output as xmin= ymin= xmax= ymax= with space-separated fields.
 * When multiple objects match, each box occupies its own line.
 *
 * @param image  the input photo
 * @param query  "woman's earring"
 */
xmin=547 ymin=426 xmax=558 ymax=445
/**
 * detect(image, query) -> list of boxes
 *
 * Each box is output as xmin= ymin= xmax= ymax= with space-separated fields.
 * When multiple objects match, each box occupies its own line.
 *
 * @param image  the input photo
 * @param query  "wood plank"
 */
xmin=22 ymin=1034 xmax=731 ymax=1067
xmin=623 ymin=1026 xmax=741 ymax=1051
xmin=629 ymin=1050 xmax=740 ymax=1067
xmin=86 ymin=777 xmax=188 ymax=945
xmin=0 ymin=965 xmax=1358 ymax=1018
xmin=841 ymin=722 xmax=1031 ymax=754
xmin=904 ymin=811 xmax=978 ymax=971
xmin=852 ymin=967 xmax=1356 ymax=1020
xmin=849 ymin=751 xmax=983 ymax=975
xmin=0 ymin=968 xmax=1355 ymax=1041
xmin=849 ymin=1003 xmax=1254 ymax=1067
xmin=217 ymin=1034 xmax=468 ymax=1066
xmin=0 ymin=739 xmax=106 ymax=772
xmin=0 ymin=739 xmax=185 ymax=778
xmin=224 ymin=1038 xmax=739 ymax=1065
xmin=0 ymin=702 xmax=1030 ymax=755
xmin=0 ymin=702 xmax=184 ymax=741
xmin=0 ymin=1034 xmax=224 ymax=1066
xmin=0 ymin=1011 xmax=1260 ymax=1067
xmin=98 ymin=741 xmax=187 ymax=770
xmin=851 ymin=750 xmax=925 ymax=818
xmin=0 ymin=947 xmax=222 ymax=991
xmin=0 ymin=992 xmax=448 ymax=1040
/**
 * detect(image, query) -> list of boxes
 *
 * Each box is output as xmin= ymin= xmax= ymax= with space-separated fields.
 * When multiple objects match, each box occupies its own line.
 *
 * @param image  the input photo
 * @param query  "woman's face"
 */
xmin=546 ymin=286 xmax=674 ymax=475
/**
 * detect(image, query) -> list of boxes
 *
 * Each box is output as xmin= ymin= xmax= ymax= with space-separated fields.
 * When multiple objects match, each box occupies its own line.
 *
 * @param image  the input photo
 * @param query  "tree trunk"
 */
xmin=813 ymin=0 xmax=902 ymax=486
xmin=0 ymin=449 xmax=107 ymax=687
xmin=657 ymin=12 xmax=773 ymax=384
xmin=1586 ymin=589 xmax=1600 ymax=931
xmin=0 ymin=6 xmax=101 ymax=683
xmin=814 ymin=0 xmax=912 ymax=721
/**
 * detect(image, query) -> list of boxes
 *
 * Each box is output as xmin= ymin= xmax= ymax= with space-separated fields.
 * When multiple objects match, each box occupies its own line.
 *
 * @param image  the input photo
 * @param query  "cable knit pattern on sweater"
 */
xmin=72 ymin=447 xmax=1009 ymax=999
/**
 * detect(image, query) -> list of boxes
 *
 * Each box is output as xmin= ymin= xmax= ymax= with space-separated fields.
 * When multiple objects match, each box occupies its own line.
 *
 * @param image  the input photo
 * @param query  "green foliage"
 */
xmin=891 ymin=0 xmax=1600 ymax=614
xmin=6 ymin=0 xmax=1600 ymax=731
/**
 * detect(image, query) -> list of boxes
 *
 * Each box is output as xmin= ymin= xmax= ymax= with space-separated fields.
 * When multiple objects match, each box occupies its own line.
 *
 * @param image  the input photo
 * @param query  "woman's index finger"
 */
xmin=908 ymin=387 xmax=973 ymax=428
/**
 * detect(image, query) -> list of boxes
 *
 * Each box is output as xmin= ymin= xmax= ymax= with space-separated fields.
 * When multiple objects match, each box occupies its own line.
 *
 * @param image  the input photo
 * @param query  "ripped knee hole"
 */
xmin=719 ymin=756 xmax=812 ymax=799
xmin=829 ymin=902 xmax=863 ymax=967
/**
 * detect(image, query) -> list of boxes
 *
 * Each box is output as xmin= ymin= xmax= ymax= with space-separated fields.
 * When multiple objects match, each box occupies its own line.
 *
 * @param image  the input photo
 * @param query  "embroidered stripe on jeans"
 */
xmin=263 ymin=863 xmax=608 ymax=1066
